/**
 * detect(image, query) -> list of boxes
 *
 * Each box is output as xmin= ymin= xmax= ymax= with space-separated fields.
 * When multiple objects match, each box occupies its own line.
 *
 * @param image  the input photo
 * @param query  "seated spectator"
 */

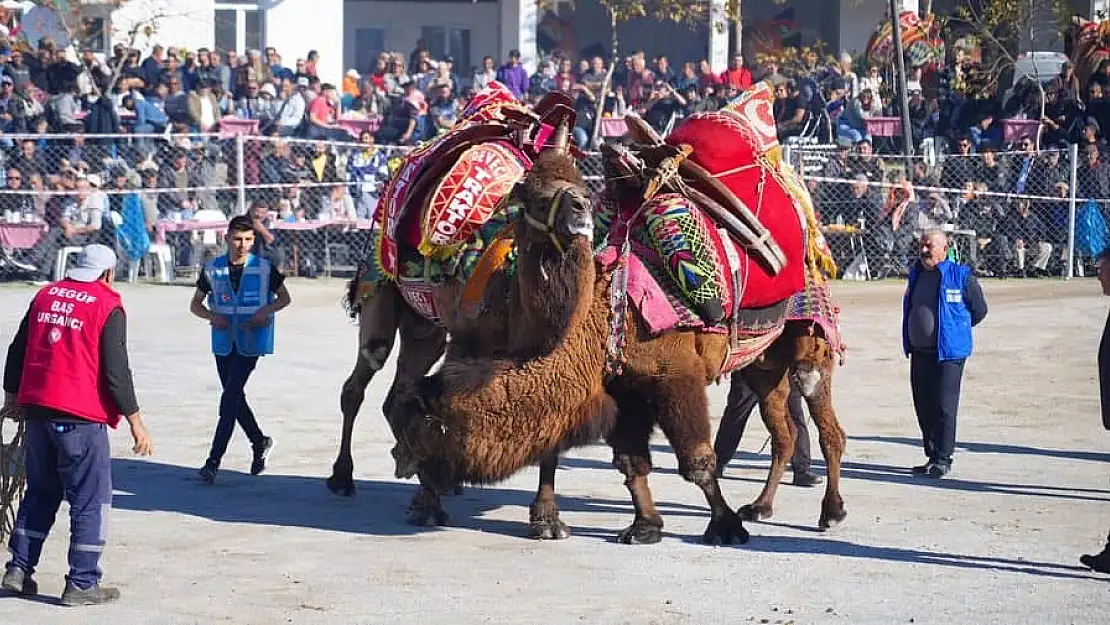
xmin=376 ymin=81 xmax=420 ymax=145
xmin=187 ymin=78 xmax=220 ymax=132
xmin=306 ymin=83 xmax=349 ymax=141
xmin=428 ymin=83 xmax=457 ymax=134
xmin=720 ymin=54 xmax=752 ymax=91
xmin=967 ymin=112 xmax=1001 ymax=150
xmin=1005 ymin=198 xmax=1053 ymax=277
xmin=644 ymin=81 xmax=686 ymax=134
xmin=122 ymin=93 xmax=168 ymax=134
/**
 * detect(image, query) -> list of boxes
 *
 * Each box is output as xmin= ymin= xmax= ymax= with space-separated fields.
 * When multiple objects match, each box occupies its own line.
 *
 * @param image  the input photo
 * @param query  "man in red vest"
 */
xmin=2 ymin=243 xmax=154 ymax=606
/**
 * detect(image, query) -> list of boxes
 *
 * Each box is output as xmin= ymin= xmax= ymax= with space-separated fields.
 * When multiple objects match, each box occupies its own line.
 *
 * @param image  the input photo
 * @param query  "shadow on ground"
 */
xmin=110 ymin=458 xmax=708 ymax=541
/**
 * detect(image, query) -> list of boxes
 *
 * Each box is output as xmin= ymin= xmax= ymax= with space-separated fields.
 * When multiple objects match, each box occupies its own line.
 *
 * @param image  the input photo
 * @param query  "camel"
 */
xmin=393 ymin=96 xmax=845 ymax=544
xmin=327 ymin=114 xmax=604 ymax=535
xmin=734 ymin=313 xmax=846 ymax=528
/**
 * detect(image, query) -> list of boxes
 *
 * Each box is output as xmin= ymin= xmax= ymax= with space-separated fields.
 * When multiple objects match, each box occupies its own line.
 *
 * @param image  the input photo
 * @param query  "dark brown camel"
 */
xmin=328 ymin=131 xmax=600 ymax=537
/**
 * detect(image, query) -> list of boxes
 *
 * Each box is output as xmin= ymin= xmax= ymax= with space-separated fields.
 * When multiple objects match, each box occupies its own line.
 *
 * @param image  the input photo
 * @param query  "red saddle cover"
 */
xmin=665 ymin=82 xmax=805 ymax=309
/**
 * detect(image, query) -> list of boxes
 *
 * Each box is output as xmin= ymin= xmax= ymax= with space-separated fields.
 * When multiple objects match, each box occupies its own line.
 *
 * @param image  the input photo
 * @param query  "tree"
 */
xmin=951 ymin=0 xmax=1071 ymax=147
xmin=538 ymin=0 xmax=742 ymax=146
xmin=19 ymin=1 xmax=194 ymax=95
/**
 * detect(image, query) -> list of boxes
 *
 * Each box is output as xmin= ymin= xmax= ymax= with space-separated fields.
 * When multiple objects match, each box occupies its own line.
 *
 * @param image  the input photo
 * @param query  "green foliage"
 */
xmin=952 ymin=0 xmax=1071 ymax=61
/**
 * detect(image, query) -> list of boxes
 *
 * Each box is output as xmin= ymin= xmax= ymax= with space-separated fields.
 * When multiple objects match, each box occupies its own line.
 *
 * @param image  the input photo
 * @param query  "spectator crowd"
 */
xmin=0 ymin=31 xmax=1109 ymax=284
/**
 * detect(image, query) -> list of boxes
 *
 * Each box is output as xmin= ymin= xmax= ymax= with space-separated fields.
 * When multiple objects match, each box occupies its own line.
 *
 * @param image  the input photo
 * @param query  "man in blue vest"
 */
xmin=189 ymin=215 xmax=291 ymax=484
xmin=1081 ymin=246 xmax=1110 ymax=574
xmin=902 ymin=228 xmax=988 ymax=479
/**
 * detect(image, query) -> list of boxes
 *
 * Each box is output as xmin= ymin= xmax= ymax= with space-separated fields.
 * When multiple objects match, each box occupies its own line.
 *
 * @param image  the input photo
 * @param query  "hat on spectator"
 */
xmin=296 ymin=77 xmax=309 ymax=88
xmin=346 ymin=69 xmax=360 ymax=78
xmin=260 ymin=83 xmax=276 ymax=97
xmin=836 ymin=136 xmax=853 ymax=149
xmin=67 ymin=244 xmax=117 ymax=282
xmin=85 ymin=173 xmax=102 ymax=188
xmin=0 ymin=75 xmax=11 ymax=85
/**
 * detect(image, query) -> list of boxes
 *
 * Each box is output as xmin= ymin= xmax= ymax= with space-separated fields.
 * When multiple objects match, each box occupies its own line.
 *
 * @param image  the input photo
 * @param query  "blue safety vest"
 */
xmin=205 ymin=254 xmax=275 ymax=357
xmin=902 ymin=260 xmax=973 ymax=361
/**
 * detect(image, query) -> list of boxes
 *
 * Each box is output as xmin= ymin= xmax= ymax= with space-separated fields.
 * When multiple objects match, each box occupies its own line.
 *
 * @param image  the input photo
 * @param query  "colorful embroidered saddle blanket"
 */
xmin=366 ymin=84 xmax=576 ymax=322
xmin=374 ymin=83 xmax=574 ymax=279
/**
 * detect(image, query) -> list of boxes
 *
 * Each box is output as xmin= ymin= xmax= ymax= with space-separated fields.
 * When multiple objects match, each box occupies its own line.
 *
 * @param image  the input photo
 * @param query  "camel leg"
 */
xmin=529 ymin=453 xmax=570 ymax=540
xmin=327 ymin=283 xmax=403 ymax=497
xmin=649 ymin=373 xmax=749 ymax=545
xmin=607 ymin=390 xmax=664 ymax=545
xmin=738 ymin=361 xmax=794 ymax=522
xmin=389 ymin=312 xmax=452 ymax=527
xmin=800 ymin=363 xmax=847 ymax=530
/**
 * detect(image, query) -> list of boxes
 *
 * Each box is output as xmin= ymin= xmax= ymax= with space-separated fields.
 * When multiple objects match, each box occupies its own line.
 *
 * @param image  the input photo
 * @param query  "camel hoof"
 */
xmin=616 ymin=519 xmax=663 ymax=545
xmin=737 ymin=503 xmax=772 ymax=522
xmin=325 ymin=475 xmax=356 ymax=497
xmin=529 ymin=518 xmax=572 ymax=540
xmin=819 ymin=507 xmax=847 ymax=531
xmin=406 ymin=505 xmax=450 ymax=527
xmin=703 ymin=510 xmax=750 ymax=546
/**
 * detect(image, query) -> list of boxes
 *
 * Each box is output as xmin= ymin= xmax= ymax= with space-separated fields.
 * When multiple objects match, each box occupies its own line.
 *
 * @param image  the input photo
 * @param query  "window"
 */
xmin=213 ymin=5 xmax=263 ymax=54
xmin=214 ymin=9 xmax=237 ymax=53
xmin=80 ymin=17 xmax=108 ymax=54
xmin=354 ymin=28 xmax=385 ymax=75
xmin=420 ymin=26 xmax=471 ymax=74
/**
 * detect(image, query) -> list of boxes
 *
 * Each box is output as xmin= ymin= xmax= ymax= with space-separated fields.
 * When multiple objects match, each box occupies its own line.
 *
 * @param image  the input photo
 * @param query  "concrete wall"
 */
xmin=264 ymin=0 xmax=344 ymax=85
xmin=343 ymin=1 xmax=500 ymax=75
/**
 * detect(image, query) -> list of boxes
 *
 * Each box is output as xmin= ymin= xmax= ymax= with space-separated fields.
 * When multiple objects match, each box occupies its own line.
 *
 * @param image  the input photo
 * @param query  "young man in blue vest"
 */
xmin=189 ymin=215 xmax=291 ymax=484
xmin=902 ymin=228 xmax=988 ymax=479
xmin=1081 ymin=247 xmax=1110 ymax=574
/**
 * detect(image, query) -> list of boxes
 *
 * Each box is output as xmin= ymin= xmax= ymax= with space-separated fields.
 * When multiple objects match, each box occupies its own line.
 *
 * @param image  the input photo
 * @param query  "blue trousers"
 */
xmin=910 ymin=351 xmax=966 ymax=467
xmin=6 ymin=419 xmax=112 ymax=589
xmin=207 ymin=347 xmax=264 ymax=465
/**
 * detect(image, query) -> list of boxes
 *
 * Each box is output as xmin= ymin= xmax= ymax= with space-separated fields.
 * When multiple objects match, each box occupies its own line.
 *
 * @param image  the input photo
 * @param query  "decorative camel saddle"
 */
xmin=596 ymin=82 xmax=838 ymax=373
xmin=363 ymin=82 xmax=577 ymax=322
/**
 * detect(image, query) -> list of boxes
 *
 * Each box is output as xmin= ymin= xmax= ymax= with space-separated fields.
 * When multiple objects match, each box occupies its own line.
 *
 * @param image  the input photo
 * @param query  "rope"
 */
xmin=0 ymin=406 xmax=27 ymax=545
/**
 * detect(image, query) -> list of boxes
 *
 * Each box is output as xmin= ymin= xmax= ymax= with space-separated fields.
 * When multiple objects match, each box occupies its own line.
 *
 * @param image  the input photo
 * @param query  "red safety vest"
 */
xmin=18 ymin=279 xmax=124 ymax=428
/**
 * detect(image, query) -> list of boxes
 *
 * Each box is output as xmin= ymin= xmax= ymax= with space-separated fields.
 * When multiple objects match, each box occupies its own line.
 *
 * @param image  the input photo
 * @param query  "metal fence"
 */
xmin=783 ymin=142 xmax=1102 ymax=280
xmin=0 ymin=132 xmax=607 ymax=283
xmin=0 ymin=131 xmax=1102 ymax=284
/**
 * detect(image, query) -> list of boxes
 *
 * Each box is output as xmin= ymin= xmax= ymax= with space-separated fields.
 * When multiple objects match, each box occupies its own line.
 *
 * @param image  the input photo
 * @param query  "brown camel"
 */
xmin=328 ymin=126 xmax=601 ymax=535
xmin=392 ymin=141 xmax=824 ymax=545
xmin=735 ymin=318 xmax=847 ymax=529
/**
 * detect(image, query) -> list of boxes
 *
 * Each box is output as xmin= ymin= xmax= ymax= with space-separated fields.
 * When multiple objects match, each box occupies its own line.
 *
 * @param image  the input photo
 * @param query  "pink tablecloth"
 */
xmin=600 ymin=117 xmax=628 ymax=138
xmin=337 ymin=117 xmax=382 ymax=139
xmin=0 ymin=222 xmax=47 ymax=249
xmin=155 ymin=218 xmax=376 ymax=243
xmin=865 ymin=116 xmax=902 ymax=137
xmin=1001 ymin=119 xmax=1040 ymax=144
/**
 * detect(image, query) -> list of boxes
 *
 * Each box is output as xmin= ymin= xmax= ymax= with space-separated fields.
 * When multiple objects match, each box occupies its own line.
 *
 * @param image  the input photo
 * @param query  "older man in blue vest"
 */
xmin=189 ymin=215 xmax=291 ymax=484
xmin=902 ymin=228 xmax=988 ymax=479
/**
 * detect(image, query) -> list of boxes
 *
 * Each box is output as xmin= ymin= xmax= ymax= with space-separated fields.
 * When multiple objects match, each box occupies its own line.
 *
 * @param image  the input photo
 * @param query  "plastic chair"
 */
xmin=52 ymin=246 xmax=84 ymax=281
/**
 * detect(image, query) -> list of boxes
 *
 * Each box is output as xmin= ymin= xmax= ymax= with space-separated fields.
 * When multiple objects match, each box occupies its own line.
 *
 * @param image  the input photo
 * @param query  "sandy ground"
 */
xmin=0 ymin=276 xmax=1108 ymax=624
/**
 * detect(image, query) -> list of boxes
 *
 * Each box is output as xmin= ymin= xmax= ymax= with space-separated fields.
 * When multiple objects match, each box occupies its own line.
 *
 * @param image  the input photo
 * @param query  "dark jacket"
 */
xmin=1101 ymin=309 xmax=1110 ymax=430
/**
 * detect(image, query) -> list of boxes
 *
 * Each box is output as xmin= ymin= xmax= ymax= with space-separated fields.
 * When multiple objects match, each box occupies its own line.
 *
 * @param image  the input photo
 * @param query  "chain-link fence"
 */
xmin=0 ymin=131 xmax=1102 ymax=284
xmin=784 ymin=142 xmax=1105 ymax=281
xmin=0 ymin=131 xmax=605 ymax=283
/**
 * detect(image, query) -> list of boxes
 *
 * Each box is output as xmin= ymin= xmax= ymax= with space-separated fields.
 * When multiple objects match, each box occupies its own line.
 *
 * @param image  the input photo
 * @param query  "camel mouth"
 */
xmin=563 ymin=212 xmax=595 ymax=243
xmin=391 ymin=443 xmax=420 ymax=479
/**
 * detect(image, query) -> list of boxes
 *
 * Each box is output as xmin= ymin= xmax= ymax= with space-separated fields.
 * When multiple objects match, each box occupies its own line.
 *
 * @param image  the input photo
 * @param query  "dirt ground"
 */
xmin=0 ymin=276 xmax=1108 ymax=624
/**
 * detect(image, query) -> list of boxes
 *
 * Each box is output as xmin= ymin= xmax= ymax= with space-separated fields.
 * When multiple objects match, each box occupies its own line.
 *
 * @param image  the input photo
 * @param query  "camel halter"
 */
xmin=522 ymin=185 xmax=569 ymax=254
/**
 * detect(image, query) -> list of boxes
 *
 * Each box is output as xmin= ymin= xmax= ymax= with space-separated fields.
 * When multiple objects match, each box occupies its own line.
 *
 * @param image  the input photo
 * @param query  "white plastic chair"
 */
xmin=52 ymin=246 xmax=84 ymax=281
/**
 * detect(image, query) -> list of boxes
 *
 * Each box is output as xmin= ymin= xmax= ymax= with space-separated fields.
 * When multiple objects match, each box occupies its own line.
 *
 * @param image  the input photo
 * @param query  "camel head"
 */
xmin=789 ymin=326 xmax=836 ymax=400
xmin=389 ymin=376 xmax=460 ymax=493
xmin=514 ymin=122 xmax=595 ymax=254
